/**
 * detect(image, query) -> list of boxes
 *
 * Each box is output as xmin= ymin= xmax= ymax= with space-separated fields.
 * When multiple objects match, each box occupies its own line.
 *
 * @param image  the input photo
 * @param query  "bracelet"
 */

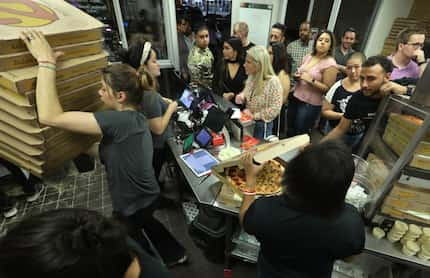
xmin=38 ymin=64 xmax=56 ymax=71
xmin=243 ymin=191 xmax=256 ymax=196
xmin=38 ymin=60 xmax=56 ymax=65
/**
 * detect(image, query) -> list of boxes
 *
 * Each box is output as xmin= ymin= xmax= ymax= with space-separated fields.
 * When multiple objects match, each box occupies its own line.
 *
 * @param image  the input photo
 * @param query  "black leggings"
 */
xmin=124 ymin=200 xmax=186 ymax=264
xmin=0 ymin=159 xmax=40 ymax=209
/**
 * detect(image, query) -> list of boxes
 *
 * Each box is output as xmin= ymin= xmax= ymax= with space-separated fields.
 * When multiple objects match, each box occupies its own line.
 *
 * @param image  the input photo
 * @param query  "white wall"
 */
xmin=231 ymin=0 xmax=287 ymax=35
xmin=364 ymin=0 xmax=414 ymax=57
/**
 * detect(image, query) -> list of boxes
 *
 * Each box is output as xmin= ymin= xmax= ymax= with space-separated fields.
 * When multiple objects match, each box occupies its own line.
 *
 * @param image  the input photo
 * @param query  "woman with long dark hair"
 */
xmin=268 ymin=42 xmax=292 ymax=137
xmin=287 ymin=30 xmax=338 ymax=137
xmin=19 ymin=30 xmax=186 ymax=267
xmin=268 ymin=42 xmax=292 ymax=103
xmin=213 ymin=36 xmax=247 ymax=105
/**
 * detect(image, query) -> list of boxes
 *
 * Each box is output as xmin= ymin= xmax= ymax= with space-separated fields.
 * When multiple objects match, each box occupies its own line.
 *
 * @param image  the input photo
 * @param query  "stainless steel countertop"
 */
xmin=169 ymin=136 xmax=430 ymax=270
xmin=365 ymin=227 xmax=430 ymax=270
xmin=167 ymin=137 xmax=300 ymax=214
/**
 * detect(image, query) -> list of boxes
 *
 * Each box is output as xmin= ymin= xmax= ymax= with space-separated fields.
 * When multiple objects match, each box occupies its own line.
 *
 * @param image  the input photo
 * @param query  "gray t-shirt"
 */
xmin=94 ymin=110 xmax=159 ymax=216
xmin=141 ymin=91 xmax=173 ymax=149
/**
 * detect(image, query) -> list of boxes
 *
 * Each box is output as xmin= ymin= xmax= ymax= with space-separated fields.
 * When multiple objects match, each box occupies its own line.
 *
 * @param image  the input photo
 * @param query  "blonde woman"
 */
xmin=236 ymin=46 xmax=283 ymax=139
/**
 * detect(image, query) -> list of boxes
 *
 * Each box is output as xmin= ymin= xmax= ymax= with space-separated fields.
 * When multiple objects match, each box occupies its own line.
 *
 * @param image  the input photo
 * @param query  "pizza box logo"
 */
xmin=0 ymin=0 xmax=58 ymax=27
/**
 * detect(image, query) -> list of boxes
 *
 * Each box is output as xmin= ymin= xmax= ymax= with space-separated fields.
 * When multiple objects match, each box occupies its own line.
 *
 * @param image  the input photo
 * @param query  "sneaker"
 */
xmin=167 ymin=255 xmax=188 ymax=268
xmin=26 ymin=183 xmax=45 ymax=202
xmin=3 ymin=203 xmax=18 ymax=218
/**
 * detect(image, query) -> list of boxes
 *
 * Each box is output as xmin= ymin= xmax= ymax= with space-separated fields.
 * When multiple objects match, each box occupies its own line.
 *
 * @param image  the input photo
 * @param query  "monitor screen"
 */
xmin=179 ymin=88 xmax=194 ymax=109
xmin=180 ymin=149 xmax=219 ymax=177
xmin=195 ymin=128 xmax=212 ymax=147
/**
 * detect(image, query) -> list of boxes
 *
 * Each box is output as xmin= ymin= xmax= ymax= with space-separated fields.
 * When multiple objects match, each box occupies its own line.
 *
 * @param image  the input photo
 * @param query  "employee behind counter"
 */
xmin=239 ymin=141 xmax=365 ymax=278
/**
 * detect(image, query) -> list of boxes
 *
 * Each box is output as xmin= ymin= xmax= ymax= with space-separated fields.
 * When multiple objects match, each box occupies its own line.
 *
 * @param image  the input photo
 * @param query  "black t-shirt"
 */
xmin=213 ymin=61 xmax=247 ymax=107
xmin=223 ymin=63 xmax=247 ymax=96
xmin=343 ymin=92 xmax=381 ymax=135
xmin=328 ymin=82 xmax=360 ymax=131
xmin=127 ymin=237 xmax=172 ymax=278
xmin=243 ymin=195 xmax=365 ymax=278
xmin=141 ymin=91 xmax=173 ymax=149
xmin=94 ymin=110 xmax=159 ymax=216
xmin=244 ymin=41 xmax=256 ymax=52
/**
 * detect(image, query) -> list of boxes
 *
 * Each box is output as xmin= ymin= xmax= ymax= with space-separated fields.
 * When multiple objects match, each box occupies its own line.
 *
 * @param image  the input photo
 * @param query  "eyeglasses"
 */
xmin=407 ymin=42 xmax=424 ymax=49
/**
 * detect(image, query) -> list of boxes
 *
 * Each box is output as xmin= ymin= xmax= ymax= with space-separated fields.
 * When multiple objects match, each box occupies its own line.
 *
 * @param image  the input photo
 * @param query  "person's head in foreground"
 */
xmin=0 ymin=209 xmax=139 ymax=278
xmin=283 ymin=140 xmax=355 ymax=216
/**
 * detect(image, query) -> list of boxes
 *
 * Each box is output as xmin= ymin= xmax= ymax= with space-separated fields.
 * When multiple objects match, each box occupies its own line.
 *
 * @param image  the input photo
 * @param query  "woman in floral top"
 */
xmin=236 ymin=45 xmax=283 ymax=140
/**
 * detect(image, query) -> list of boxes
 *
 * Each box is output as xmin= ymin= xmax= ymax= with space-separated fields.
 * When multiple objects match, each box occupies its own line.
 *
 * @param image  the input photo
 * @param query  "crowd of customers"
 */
xmin=0 ymin=11 xmax=429 ymax=278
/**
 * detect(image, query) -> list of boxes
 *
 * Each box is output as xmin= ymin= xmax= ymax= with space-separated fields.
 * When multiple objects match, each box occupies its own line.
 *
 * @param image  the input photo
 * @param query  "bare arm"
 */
xmin=148 ymin=101 xmax=178 ymax=135
xmin=321 ymin=116 xmax=352 ymax=142
xmin=278 ymin=71 xmax=291 ymax=104
xmin=85 ymin=142 xmax=100 ymax=158
xmin=299 ymin=66 xmax=338 ymax=94
xmin=321 ymin=99 xmax=343 ymax=120
xmin=239 ymin=152 xmax=263 ymax=226
xmin=21 ymin=30 xmax=102 ymax=135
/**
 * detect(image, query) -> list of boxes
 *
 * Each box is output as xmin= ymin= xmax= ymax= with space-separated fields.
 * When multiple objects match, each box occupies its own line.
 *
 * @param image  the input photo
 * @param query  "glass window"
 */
xmin=310 ymin=0 xmax=335 ymax=30
xmin=334 ymin=0 xmax=380 ymax=51
xmin=284 ymin=0 xmax=311 ymax=41
xmin=66 ymin=0 xmax=123 ymax=62
xmin=181 ymin=0 xmax=232 ymax=16
xmin=119 ymin=0 xmax=168 ymax=59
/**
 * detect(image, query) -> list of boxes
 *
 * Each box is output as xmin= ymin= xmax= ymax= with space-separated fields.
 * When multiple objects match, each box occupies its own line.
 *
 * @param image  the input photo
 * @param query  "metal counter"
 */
xmin=365 ymin=228 xmax=430 ymax=270
xmin=168 ymin=137 xmax=300 ymax=215
xmin=169 ymin=136 xmax=430 ymax=270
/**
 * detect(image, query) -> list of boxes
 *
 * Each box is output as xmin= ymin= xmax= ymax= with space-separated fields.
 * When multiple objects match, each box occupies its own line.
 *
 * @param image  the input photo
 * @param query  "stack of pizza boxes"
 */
xmin=212 ymin=134 xmax=310 ymax=199
xmin=0 ymin=0 xmax=109 ymax=177
xmin=383 ymin=113 xmax=430 ymax=170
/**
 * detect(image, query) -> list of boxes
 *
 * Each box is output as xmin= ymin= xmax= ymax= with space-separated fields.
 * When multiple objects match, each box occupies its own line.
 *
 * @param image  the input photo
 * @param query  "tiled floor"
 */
xmin=0 ymin=162 xmax=113 ymax=231
xmin=3 ymin=153 xmax=428 ymax=278
xmin=0 ymin=161 xmax=257 ymax=278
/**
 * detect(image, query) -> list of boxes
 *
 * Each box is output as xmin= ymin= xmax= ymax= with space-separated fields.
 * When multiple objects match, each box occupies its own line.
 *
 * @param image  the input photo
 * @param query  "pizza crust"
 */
xmin=225 ymin=160 xmax=284 ymax=195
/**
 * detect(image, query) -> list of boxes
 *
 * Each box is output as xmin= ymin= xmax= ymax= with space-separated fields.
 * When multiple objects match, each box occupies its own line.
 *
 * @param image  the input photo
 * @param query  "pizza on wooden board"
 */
xmin=225 ymin=160 xmax=284 ymax=195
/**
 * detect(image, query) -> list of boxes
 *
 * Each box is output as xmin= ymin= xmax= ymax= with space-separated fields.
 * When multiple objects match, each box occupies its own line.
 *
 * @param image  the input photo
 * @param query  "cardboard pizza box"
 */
xmin=0 ymin=0 xmax=103 ymax=55
xmin=0 ymin=40 xmax=103 ymax=71
xmin=0 ymin=86 xmax=32 ymax=107
xmin=0 ymin=146 xmax=43 ymax=176
xmin=0 ymin=119 xmax=44 ymax=146
xmin=0 ymin=129 xmax=43 ymax=156
xmin=0 ymin=143 xmax=44 ymax=167
xmin=0 ymin=51 xmax=108 ymax=93
xmin=212 ymin=134 xmax=309 ymax=171
xmin=387 ymin=113 xmax=430 ymax=141
xmin=0 ymin=96 xmax=36 ymax=120
xmin=212 ymin=134 xmax=309 ymax=196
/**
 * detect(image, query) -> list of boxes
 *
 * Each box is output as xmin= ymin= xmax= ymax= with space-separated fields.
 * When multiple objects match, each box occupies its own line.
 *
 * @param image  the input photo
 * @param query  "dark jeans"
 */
xmin=273 ymin=104 xmax=287 ymax=138
xmin=124 ymin=199 xmax=186 ymax=265
xmin=254 ymin=120 xmax=274 ymax=140
xmin=0 ymin=159 xmax=40 ymax=210
xmin=325 ymin=125 xmax=364 ymax=154
xmin=286 ymin=95 xmax=322 ymax=137
xmin=153 ymin=146 xmax=167 ymax=183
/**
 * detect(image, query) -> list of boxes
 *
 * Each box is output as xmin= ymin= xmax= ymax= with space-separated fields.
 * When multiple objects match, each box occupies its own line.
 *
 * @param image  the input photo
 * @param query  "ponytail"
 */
xmin=102 ymin=64 xmax=143 ymax=106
